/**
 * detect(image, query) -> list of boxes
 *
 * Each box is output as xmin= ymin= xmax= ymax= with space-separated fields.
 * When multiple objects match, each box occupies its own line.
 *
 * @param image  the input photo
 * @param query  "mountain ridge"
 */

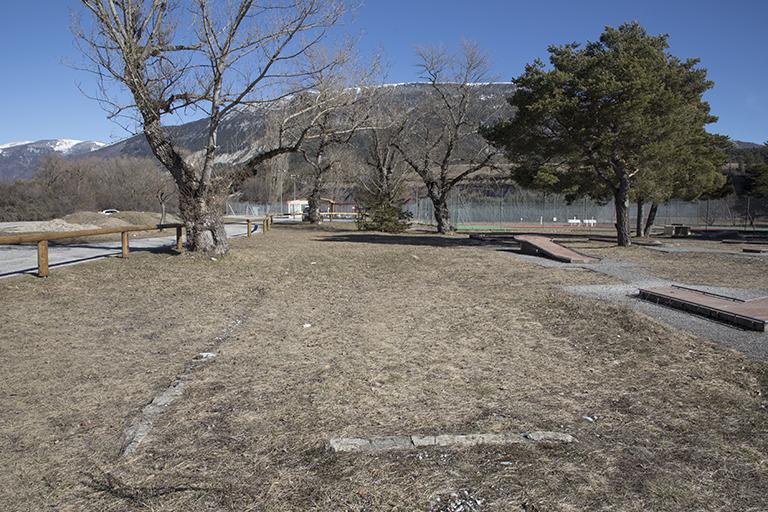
xmin=0 ymin=81 xmax=763 ymax=181
xmin=0 ymin=139 xmax=105 ymax=181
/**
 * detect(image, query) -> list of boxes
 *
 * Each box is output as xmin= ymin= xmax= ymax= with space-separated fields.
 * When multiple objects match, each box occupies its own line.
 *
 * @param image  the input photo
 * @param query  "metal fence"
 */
xmin=230 ymin=191 xmax=759 ymax=230
xmin=226 ymin=201 xmax=283 ymax=217
xmin=226 ymin=200 xmax=358 ymax=217
xmin=406 ymin=190 xmax=752 ymax=229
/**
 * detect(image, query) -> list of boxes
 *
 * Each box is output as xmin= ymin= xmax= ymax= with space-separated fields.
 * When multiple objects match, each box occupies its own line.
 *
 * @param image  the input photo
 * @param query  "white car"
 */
xmin=100 ymin=209 xmax=119 ymax=215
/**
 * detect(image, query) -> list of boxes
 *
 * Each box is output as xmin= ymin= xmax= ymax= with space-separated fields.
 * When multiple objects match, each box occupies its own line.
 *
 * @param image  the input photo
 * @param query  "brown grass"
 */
xmin=0 ymin=226 xmax=766 ymax=511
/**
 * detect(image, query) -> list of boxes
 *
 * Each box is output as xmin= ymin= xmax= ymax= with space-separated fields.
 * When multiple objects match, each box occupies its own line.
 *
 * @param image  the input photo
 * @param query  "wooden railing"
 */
xmin=0 ymin=215 xmax=272 ymax=278
xmin=319 ymin=211 xmax=357 ymax=220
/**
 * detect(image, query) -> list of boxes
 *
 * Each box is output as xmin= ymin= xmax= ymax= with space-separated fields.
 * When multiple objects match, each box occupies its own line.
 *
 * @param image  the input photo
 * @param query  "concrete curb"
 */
xmin=328 ymin=431 xmax=576 ymax=453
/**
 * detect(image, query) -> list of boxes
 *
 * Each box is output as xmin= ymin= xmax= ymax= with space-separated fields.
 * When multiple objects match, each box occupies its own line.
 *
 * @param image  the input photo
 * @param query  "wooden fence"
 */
xmin=0 ymin=216 xmax=272 ymax=278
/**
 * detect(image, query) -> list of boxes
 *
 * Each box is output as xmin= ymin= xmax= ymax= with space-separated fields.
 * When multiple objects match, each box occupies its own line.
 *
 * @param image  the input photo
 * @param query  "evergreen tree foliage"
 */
xmin=357 ymin=200 xmax=413 ymax=233
xmin=484 ymin=22 xmax=723 ymax=245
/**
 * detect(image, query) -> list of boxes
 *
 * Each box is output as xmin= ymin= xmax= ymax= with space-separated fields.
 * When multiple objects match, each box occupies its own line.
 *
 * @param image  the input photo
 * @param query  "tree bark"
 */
xmin=614 ymin=177 xmax=632 ymax=247
xmin=178 ymin=189 xmax=229 ymax=256
xmin=635 ymin=198 xmax=644 ymax=238
xmin=307 ymin=192 xmax=322 ymax=224
xmin=643 ymin=202 xmax=659 ymax=237
xmin=432 ymin=194 xmax=453 ymax=234
xmin=140 ymin=116 xmax=232 ymax=255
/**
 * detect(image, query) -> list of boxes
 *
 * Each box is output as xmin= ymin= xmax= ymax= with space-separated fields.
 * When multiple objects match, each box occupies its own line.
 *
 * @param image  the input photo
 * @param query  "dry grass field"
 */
xmin=1 ymin=226 xmax=766 ymax=511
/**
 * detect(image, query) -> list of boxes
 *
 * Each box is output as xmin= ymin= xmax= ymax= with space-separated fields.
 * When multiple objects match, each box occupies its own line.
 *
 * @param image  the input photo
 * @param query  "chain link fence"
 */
xmin=406 ymin=189 xmax=751 ymax=230
xmin=229 ymin=191 xmax=759 ymax=230
xmin=225 ymin=201 xmax=283 ymax=217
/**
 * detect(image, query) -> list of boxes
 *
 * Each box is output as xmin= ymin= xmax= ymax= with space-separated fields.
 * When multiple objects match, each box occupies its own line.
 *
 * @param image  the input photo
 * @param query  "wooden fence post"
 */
xmin=37 ymin=240 xmax=49 ymax=278
xmin=121 ymin=232 xmax=129 ymax=258
xmin=247 ymin=219 xmax=252 ymax=238
xmin=176 ymin=226 xmax=184 ymax=251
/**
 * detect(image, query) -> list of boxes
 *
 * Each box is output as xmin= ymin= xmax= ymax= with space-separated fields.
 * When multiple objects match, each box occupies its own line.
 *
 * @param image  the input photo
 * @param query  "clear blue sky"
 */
xmin=0 ymin=0 xmax=765 ymax=144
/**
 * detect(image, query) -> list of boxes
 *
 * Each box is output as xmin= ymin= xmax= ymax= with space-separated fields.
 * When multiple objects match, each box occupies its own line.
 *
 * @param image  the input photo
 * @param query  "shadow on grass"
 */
xmin=318 ymin=232 xmax=482 ymax=248
xmin=0 ymin=245 xmax=180 ymax=279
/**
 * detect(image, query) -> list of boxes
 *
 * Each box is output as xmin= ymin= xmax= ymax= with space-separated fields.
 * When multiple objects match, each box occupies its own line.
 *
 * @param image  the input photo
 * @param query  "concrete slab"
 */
xmin=514 ymin=235 xmax=599 ymax=264
xmin=328 ymin=431 xmax=575 ymax=453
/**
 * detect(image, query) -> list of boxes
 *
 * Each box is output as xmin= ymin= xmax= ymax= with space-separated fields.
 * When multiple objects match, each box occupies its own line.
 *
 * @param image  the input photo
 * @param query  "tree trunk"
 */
xmin=636 ymin=198 xmax=644 ymax=238
xmin=178 ymin=189 xmax=229 ymax=256
xmin=307 ymin=191 xmax=322 ymax=224
xmin=614 ymin=177 xmax=632 ymax=247
xmin=140 ymin=116 xmax=230 ymax=254
xmin=643 ymin=202 xmax=659 ymax=237
xmin=432 ymin=194 xmax=453 ymax=234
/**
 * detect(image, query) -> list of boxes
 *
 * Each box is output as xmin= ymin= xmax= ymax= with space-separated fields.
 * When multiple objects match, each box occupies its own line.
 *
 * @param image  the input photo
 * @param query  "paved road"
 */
xmin=0 ymin=224 xmax=252 ymax=279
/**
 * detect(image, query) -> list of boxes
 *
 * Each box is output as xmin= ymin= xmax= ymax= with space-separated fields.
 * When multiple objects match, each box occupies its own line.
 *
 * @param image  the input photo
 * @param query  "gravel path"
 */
xmin=646 ymin=245 xmax=768 ymax=257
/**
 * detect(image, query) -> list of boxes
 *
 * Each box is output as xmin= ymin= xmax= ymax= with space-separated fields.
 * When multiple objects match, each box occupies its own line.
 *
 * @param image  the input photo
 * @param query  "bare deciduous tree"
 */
xmin=298 ymin=89 xmax=376 ymax=222
xmin=355 ymin=96 xmax=410 ymax=210
xmin=394 ymin=42 xmax=508 ymax=233
xmin=76 ymin=0 xmax=351 ymax=255
xmin=156 ymin=184 xmax=175 ymax=225
xmin=0 ymin=156 xmax=177 ymax=221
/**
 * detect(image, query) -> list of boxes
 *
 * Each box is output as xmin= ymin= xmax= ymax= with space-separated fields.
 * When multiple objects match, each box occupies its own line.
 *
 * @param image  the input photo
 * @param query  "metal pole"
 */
xmin=499 ymin=192 xmax=503 ymax=228
xmin=746 ymin=196 xmax=751 ymax=230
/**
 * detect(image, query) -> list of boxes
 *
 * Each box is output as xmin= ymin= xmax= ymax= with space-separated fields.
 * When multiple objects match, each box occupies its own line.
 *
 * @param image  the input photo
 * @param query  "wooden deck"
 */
xmin=638 ymin=285 xmax=768 ymax=331
xmin=723 ymin=239 xmax=768 ymax=245
xmin=514 ymin=235 xmax=599 ymax=264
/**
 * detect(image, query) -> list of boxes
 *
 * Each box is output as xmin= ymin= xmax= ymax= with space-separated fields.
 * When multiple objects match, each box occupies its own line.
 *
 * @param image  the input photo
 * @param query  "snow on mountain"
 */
xmin=50 ymin=139 xmax=84 ymax=153
xmin=0 ymin=139 xmax=106 ymax=181
xmin=0 ymin=141 xmax=33 ymax=151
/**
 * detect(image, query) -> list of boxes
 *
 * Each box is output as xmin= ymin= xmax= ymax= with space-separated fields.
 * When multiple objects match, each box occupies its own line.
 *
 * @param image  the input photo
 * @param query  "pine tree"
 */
xmin=632 ymin=131 xmax=729 ymax=235
xmin=484 ymin=22 xmax=721 ymax=246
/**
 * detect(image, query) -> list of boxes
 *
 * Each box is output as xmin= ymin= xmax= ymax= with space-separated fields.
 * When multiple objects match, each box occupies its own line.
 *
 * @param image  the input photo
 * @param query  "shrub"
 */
xmin=358 ymin=202 xmax=412 ymax=233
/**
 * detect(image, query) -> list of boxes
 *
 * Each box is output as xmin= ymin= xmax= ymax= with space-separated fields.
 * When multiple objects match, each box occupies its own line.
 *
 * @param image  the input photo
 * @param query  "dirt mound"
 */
xmin=0 ymin=211 xmax=182 ymax=239
xmin=112 ymin=211 xmax=181 ymax=225
xmin=61 ymin=211 xmax=181 ymax=228
xmin=0 ymin=219 xmax=102 ymax=234
xmin=62 ymin=211 xmax=132 ymax=229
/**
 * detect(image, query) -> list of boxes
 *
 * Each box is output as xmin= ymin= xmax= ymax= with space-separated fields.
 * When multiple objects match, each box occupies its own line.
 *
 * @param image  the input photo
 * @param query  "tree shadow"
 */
xmin=0 ymin=245 xmax=180 ymax=279
xmin=318 ymin=233 xmax=482 ymax=248
xmin=48 ymin=242 xmax=178 ymax=253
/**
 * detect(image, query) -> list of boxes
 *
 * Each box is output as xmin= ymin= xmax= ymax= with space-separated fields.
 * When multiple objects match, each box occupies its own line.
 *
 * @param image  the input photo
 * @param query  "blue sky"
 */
xmin=0 ymin=0 xmax=765 ymax=144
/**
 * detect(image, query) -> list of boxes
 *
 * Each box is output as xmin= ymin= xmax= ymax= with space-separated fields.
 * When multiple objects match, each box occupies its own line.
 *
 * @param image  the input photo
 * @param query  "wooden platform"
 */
xmin=723 ymin=239 xmax=768 ymax=245
xmin=514 ymin=235 xmax=599 ymax=264
xmin=638 ymin=285 xmax=768 ymax=331
xmin=743 ymin=246 xmax=768 ymax=254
